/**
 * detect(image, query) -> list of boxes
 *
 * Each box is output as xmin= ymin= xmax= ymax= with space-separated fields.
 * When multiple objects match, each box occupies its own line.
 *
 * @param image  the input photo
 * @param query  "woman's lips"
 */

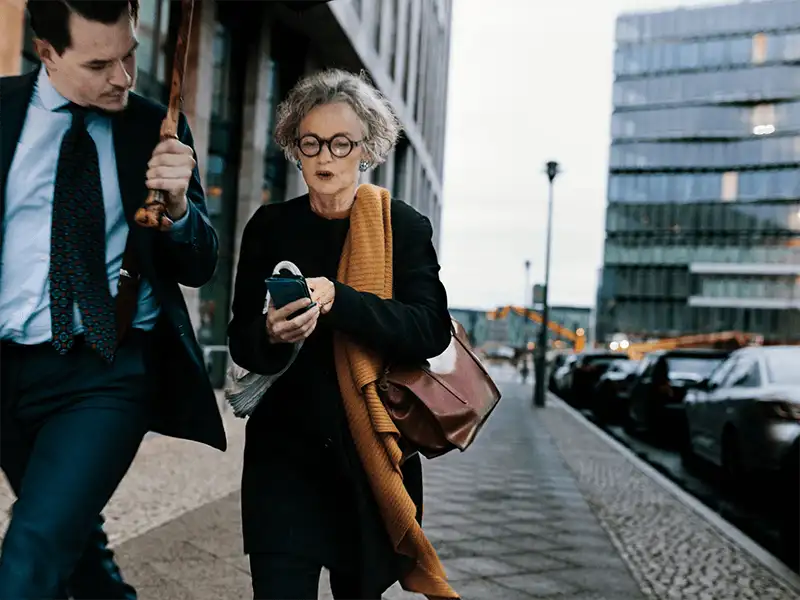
xmin=315 ymin=170 xmax=334 ymax=180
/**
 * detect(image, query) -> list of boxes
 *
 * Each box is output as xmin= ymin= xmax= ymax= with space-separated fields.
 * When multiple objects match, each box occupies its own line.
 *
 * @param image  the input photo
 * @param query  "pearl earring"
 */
xmin=358 ymin=160 xmax=370 ymax=172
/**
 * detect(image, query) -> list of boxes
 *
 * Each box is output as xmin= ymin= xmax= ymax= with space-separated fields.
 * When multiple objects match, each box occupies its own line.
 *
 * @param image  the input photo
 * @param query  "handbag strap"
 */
xmin=115 ymin=235 xmax=141 ymax=346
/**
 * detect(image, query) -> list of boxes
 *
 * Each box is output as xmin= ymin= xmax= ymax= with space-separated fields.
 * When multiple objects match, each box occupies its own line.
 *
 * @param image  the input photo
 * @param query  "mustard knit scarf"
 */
xmin=333 ymin=184 xmax=458 ymax=599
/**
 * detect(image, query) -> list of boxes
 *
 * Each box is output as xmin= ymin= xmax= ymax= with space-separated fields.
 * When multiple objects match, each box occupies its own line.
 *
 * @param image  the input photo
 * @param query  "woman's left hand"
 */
xmin=307 ymin=277 xmax=336 ymax=314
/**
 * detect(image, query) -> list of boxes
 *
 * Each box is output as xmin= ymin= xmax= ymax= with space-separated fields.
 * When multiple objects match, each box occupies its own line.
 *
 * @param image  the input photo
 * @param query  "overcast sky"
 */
xmin=438 ymin=0 xmax=737 ymax=310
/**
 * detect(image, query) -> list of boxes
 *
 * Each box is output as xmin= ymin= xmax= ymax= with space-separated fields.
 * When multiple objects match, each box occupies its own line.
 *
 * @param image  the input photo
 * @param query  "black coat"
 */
xmin=0 ymin=71 xmax=226 ymax=452
xmin=227 ymin=195 xmax=451 ymax=594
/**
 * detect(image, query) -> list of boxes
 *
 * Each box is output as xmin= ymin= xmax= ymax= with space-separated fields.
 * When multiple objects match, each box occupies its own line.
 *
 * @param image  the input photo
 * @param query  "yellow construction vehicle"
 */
xmin=486 ymin=305 xmax=586 ymax=352
xmin=622 ymin=331 xmax=756 ymax=360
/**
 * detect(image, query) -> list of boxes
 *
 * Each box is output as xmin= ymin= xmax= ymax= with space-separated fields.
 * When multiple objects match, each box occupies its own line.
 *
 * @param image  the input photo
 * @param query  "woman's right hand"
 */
xmin=266 ymin=298 xmax=321 ymax=344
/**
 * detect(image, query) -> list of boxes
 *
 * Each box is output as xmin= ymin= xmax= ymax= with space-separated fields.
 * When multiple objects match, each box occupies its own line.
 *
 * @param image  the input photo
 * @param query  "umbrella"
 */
xmin=135 ymin=0 xmax=333 ymax=232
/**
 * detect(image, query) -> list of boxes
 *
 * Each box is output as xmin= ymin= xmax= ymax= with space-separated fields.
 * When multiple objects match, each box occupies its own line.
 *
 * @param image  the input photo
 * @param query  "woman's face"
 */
xmin=296 ymin=102 xmax=366 ymax=197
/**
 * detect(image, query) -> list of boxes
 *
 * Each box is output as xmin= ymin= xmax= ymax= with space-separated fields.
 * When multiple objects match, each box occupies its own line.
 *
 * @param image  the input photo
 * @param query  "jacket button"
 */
xmin=323 ymin=438 xmax=332 ymax=449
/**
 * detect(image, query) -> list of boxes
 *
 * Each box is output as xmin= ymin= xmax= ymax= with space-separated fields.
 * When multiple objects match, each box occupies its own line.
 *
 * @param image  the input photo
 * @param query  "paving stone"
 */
xmin=422 ymin=525 xmax=476 ymax=543
xmin=448 ymin=577 xmax=542 ymax=600
xmin=449 ymin=537 xmax=524 ymax=557
xmin=491 ymin=572 xmax=580 ymax=597
xmin=497 ymin=534 xmax=570 ymax=554
xmin=440 ymin=556 xmax=521 ymax=578
xmin=500 ymin=521 xmax=559 ymax=537
xmin=499 ymin=552 xmax=573 ymax=573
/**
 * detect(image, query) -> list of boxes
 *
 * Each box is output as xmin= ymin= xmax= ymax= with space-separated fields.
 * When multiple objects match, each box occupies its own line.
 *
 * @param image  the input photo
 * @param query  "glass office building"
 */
xmin=596 ymin=0 xmax=800 ymax=344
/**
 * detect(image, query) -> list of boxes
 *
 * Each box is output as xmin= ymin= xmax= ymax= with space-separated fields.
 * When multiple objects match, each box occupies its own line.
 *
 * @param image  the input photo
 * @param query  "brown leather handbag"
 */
xmin=378 ymin=318 xmax=502 ymax=460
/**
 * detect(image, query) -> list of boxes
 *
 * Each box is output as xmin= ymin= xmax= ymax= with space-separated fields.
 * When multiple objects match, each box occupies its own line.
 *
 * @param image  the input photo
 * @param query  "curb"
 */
xmin=544 ymin=392 xmax=800 ymax=596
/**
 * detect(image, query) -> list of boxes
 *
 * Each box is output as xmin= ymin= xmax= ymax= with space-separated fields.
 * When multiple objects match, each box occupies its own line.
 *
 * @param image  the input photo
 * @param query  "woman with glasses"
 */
xmin=227 ymin=69 xmax=453 ymax=599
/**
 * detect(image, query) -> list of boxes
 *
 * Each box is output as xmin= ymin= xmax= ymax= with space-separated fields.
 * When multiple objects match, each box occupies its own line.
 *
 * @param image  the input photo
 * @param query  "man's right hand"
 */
xmin=266 ymin=298 xmax=320 ymax=344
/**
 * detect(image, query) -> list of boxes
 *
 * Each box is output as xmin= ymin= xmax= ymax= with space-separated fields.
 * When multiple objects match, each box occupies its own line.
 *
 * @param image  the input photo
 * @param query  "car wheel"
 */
xmin=592 ymin=385 xmax=610 ymax=423
xmin=680 ymin=432 xmax=698 ymax=471
xmin=779 ymin=441 xmax=800 ymax=571
xmin=722 ymin=428 xmax=746 ymax=490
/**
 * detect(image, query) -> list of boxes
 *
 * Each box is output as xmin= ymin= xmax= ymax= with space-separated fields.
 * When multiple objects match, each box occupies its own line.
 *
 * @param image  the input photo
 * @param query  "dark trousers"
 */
xmin=249 ymin=553 xmax=379 ymax=600
xmin=0 ymin=332 xmax=151 ymax=599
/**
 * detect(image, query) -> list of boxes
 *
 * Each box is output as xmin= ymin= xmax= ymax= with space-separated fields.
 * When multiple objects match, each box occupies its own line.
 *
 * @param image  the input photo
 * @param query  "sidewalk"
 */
xmin=110 ymin=373 xmax=800 ymax=599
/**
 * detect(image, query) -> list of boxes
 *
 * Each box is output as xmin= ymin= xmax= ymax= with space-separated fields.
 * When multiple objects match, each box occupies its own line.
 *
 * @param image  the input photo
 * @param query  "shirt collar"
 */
xmin=35 ymin=64 xmax=71 ymax=112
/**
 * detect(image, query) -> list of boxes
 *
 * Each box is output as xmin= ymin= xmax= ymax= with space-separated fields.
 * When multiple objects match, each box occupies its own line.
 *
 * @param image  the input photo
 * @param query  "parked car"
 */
xmin=591 ymin=359 xmax=639 ymax=423
xmin=552 ymin=354 xmax=577 ymax=398
xmin=565 ymin=351 xmax=629 ymax=408
xmin=548 ymin=351 xmax=571 ymax=392
xmin=625 ymin=348 xmax=729 ymax=442
xmin=683 ymin=346 xmax=800 ymax=485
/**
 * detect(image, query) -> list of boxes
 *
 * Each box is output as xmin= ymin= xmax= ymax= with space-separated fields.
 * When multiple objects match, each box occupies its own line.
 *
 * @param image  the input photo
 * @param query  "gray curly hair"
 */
xmin=273 ymin=69 xmax=402 ymax=167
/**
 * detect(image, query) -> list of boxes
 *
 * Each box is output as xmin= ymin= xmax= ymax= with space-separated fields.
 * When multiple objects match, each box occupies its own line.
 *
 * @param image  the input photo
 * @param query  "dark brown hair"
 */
xmin=27 ymin=1 xmax=140 ymax=55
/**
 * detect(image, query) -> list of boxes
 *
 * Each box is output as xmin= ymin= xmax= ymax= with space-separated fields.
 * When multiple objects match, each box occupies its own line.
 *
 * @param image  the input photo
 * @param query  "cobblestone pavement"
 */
xmin=116 ymin=375 xmax=648 ymax=599
xmin=539 ymin=396 xmax=799 ymax=600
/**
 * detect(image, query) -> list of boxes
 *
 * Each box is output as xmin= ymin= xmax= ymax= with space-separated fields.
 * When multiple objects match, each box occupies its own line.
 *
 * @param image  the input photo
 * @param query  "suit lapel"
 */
xmin=111 ymin=94 xmax=160 ymax=277
xmin=0 ymin=72 xmax=38 ymax=226
xmin=112 ymin=101 xmax=150 ymax=224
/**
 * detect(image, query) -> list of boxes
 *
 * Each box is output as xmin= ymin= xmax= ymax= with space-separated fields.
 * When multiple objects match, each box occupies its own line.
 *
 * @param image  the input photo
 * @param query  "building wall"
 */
xmin=598 ymin=0 xmax=800 ymax=344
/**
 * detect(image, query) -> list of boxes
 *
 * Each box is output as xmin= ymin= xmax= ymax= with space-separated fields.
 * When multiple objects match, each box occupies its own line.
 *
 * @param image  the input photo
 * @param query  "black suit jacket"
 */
xmin=0 ymin=70 xmax=226 ymax=451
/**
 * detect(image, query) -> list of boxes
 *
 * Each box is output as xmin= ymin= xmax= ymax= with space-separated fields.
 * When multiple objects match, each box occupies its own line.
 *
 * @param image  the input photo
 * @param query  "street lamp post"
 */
xmin=523 ymin=259 xmax=531 ymax=370
xmin=534 ymin=160 xmax=559 ymax=408
xmin=524 ymin=260 xmax=531 ymax=308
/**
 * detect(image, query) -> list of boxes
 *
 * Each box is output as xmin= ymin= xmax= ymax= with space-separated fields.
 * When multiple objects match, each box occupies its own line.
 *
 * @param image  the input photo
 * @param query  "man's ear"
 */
xmin=34 ymin=38 xmax=58 ymax=72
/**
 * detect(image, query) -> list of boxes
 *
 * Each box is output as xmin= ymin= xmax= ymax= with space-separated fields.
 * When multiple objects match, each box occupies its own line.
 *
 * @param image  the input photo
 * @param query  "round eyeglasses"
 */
xmin=296 ymin=134 xmax=362 ymax=158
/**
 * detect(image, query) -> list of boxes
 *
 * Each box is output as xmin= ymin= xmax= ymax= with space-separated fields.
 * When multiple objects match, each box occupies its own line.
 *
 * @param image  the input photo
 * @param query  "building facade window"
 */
xmin=614 ymin=66 xmax=800 ymax=108
xmin=611 ymin=102 xmax=800 ymax=142
xmin=610 ymin=136 xmax=800 ymax=169
xmin=197 ymin=9 xmax=247 ymax=386
xmin=751 ymin=32 xmax=768 ymax=65
xmin=751 ymin=103 xmax=776 ymax=135
xmin=608 ymin=169 xmax=800 ymax=203
xmin=261 ymin=25 xmax=308 ymax=205
xmin=135 ymin=0 xmax=171 ymax=103
xmin=386 ymin=0 xmax=397 ymax=78
xmin=605 ymin=202 xmax=800 ymax=236
xmin=615 ymin=30 xmax=800 ymax=77
xmin=373 ymin=0 xmax=382 ymax=52
xmin=721 ymin=171 xmax=738 ymax=202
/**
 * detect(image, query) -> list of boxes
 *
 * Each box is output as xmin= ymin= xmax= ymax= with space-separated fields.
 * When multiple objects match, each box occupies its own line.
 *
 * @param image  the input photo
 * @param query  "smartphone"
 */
xmin=266 ymin=276 xmax=316 ymax=319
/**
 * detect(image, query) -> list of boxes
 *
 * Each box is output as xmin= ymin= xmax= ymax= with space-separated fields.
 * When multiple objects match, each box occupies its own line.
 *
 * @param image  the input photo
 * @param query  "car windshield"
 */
xmin=666 ymin=356 xmax=724 ymax=377
xmin=616 ymin=360 xmax=639 ymax=373
xmin=585 ymin=355 xmax=623 ymax=366
xmin=765 ymin=349 xmax=800 ymax=385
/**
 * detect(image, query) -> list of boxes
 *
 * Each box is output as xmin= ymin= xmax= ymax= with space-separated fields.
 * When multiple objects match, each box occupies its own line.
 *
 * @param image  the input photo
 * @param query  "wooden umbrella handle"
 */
xmin=134 ymin=0 xmax=195 ymax=231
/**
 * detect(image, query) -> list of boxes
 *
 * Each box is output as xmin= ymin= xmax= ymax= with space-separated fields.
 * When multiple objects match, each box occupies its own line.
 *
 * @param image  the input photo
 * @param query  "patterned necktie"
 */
xmin=49 ymin=103 xmax=117 ymax=362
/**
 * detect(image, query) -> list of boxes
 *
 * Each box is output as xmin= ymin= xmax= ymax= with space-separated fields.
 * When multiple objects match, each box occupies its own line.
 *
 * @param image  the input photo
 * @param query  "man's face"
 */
xmin=36 ymin=10 xmax=138 ymax=112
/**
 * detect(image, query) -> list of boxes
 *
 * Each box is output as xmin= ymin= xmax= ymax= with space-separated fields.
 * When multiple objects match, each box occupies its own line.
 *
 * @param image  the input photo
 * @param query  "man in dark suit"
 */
xmin=0 ymin=1 xmax=226 ymax=597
